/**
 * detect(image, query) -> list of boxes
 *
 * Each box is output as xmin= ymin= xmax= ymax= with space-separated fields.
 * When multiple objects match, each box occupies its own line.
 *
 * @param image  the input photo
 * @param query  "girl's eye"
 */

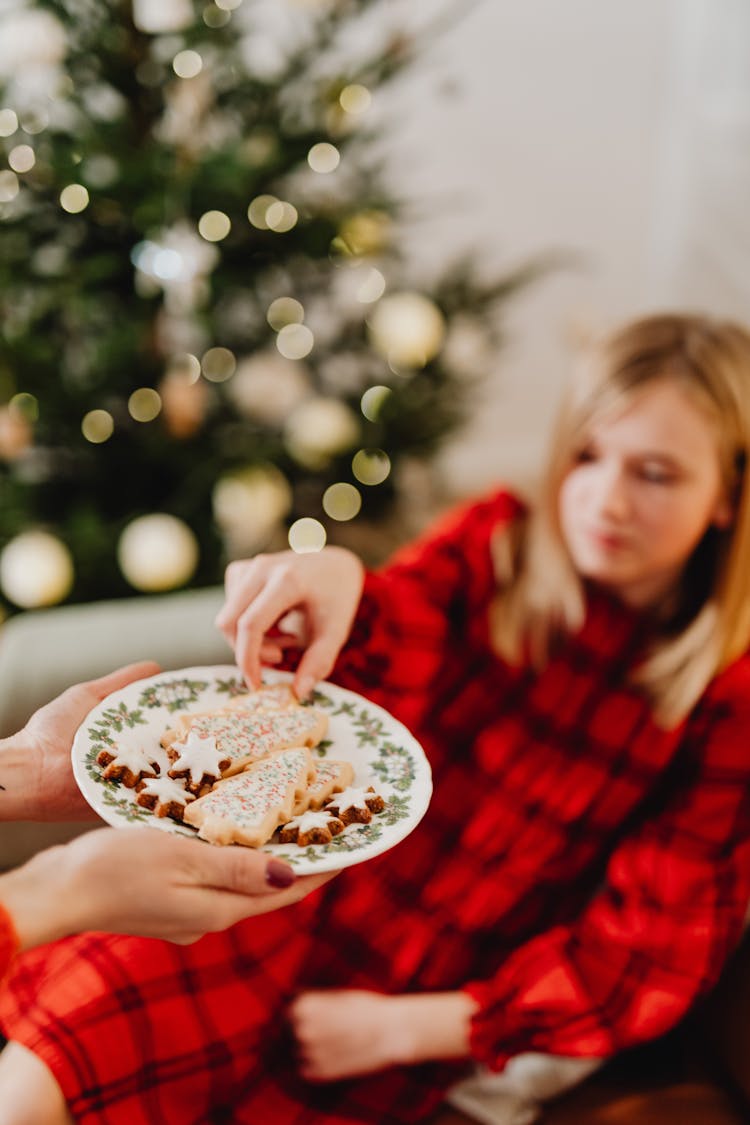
xmin=573 ymin=446 xmax=596 ymax=465
xmin=638 ymin=464 xmax=675 ymax=484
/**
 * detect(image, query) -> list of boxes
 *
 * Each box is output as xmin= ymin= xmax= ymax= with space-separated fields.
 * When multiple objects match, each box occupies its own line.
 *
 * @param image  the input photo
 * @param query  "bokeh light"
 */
xmin=203 ymin=4 xmax=231 ymax=25
xmin=356 ymin=268 xmax=386 ymax=304
xmin=352 ymin=448 xmax=391 ymax=486
xmin=307 ymin=142 xmax=340 ymax=173
xmin=8 ymin=145 xmax=35 ymax=173
xmin=128 ymin=388 xmax=162 ymax=422
xmin=0 ymin=531 xmax=74 ymax=609
xmin=171 ymin=353 xmax=202 ymax=382
xmin=322 ymin=482 xmax=362 ymax=521
xmin=173 ymin=50 xmax=203 ymax=78
xmin=339 ymin=84 xmax=371 ymax=115
xmin=276 ymin=323 xmax=314 ymax=360
xmin=0 ymin=109 xmax=18 ymax=138
xmin=265 ymin=200 xmax=298 ymax=232
xmin=0 ymin=171 xmax=19 ymax=203
xmin=339 ymin=210 xmax=390 ymax=256
xmin=10 ymin=393 xmax=39 ymax=422
xmin=201 ymin=346 xmax=236 ymax=382
xmin=288 ymin=517 xmax=327 ymax=553
xmin=198 ymin=209 xmax=231 ymax=241
xmin=82 ymin=409 xmax=114 ymax=443
xmin=360 ymin=384 xmax=392 ymax=421
xmin=118 ymin=514 xmax=198 ymax=592
xmin=267 ymin=297 xmax=304 ymax=330
xmin=20 ymin=110 xmax=48 ymax=135
xmin=60 ymin=184 xmax=90 ymax=213
xmin=247 ymin=193 xmax=278 ymax=230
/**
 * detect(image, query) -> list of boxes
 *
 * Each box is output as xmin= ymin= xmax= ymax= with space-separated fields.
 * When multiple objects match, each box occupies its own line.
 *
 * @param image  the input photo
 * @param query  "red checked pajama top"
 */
xmin=3 ymin=490 xmax=750 ymax=1125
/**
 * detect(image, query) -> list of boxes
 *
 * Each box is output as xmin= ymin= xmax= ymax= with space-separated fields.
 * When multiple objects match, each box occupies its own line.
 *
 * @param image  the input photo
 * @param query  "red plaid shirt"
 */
xmin=3 ymin=489 xmax=750 ymax=1125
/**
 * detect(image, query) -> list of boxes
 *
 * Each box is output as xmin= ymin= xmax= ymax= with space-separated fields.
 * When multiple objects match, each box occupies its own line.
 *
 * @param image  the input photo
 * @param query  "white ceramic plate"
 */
xmin=72 ymin=666 xmax=432 ymax=874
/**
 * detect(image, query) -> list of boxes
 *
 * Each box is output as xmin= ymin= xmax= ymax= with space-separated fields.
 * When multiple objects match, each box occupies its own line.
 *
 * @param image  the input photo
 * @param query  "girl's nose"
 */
xmin=596 ymin=463 xmax=630 ymax=520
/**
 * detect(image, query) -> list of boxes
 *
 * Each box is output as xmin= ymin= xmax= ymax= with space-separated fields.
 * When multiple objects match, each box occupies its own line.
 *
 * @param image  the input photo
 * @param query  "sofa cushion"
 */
xmin=0 ymin=586 xmax=231 ymax=737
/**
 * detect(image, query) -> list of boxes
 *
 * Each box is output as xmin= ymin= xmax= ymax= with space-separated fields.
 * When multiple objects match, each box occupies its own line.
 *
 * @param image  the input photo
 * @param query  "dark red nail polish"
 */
xmin=266 ymin=859 xmax=296 ymax=888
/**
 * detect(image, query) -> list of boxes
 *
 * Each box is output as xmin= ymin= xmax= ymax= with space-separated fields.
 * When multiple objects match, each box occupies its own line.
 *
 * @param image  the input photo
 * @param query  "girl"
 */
xmin=2 ymin=312 xmax=750 ymax=1125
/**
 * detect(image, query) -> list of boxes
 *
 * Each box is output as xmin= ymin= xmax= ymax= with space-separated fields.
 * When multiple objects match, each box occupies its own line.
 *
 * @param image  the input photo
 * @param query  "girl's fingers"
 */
xmin=234 ymin=579 xmax=303 ymax=686
xmin=294 ymin=634 xmax=343 ymax=699
xmin=215 ymin=561 xmax=268 ymax=642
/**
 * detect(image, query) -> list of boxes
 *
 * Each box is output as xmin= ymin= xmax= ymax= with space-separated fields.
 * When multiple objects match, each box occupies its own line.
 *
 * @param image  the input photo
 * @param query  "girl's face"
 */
xmin=559 ymin=379 xmax=732 ymax=608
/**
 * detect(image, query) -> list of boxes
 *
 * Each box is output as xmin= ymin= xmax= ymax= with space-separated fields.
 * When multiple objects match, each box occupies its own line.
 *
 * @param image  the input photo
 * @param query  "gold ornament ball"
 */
xmin=213 ymin=464 xmax=292 ymax=555
xmin=284 ymin=397 xmax=361 ymax=469
xmin=368 ymin=291 xmax=446 ymax=368
xmin=117 ymin=514 xmax=199 ymax=592
xmin=228 ymin=352 xmax=310 ymax=425
xmin=0 ymin=530 xmax=74 ymax=608
xmin=339 ymin=210 xmax=390 ymax=256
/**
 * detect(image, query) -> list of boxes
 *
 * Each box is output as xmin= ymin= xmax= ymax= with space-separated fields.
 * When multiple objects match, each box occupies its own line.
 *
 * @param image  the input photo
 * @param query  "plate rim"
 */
xmin=72 ymin=664 xmax=433 ymax=874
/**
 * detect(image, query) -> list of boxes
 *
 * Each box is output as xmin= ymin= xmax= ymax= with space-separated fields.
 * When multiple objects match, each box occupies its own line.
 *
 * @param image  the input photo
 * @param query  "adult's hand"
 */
xmin=215 ymin=548 xmax=365 ymax=698
xmin=0 ymin=661 xmax=160 ymax=822
xmin=1 ymin=826 xmax=335 ymax=950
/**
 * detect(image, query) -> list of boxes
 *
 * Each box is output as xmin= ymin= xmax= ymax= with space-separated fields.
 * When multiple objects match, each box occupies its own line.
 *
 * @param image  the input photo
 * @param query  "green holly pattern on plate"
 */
xmin=139 ymin=678 xmax=209 ymax=712
xmin=73 ymin=666 xmax=432 ymax=875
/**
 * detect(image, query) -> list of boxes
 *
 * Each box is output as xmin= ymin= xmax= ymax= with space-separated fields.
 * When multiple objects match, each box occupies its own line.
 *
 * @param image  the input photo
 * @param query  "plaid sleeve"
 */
xmin=330 ymin=489 xmax=522 ymax=727
xmin=464 ymin=679 xmax=750 ymax=1069
xmin=0 ymin=902 xmax=20 ymax=983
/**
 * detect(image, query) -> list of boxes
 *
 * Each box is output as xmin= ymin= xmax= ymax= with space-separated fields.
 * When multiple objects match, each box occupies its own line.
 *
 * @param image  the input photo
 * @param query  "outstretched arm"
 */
xmin=0 ymin=826 xmax=331 ymax=961
xmin=0 ymin=661 xmax=336 ymax=970
xmin=217 ymin=491 xmax=523 ymax=719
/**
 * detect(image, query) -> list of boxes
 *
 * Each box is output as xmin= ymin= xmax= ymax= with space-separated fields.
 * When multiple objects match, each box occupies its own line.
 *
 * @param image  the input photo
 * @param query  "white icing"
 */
xmin=184 ymin=706 xmax=323 ymax=765
xmin=170 ymin=729 xmax=224 ymax=783
xmin=105 ymin=743 xmax=158 ymax=774
xmin=283 ymin=810 xmax=340 ymax=833
xmin=325 ymin=785 xmax=375 ymax=813
xmin=307 ymin=759 xmax=351 ymax=796
xmin=192 ymin=749 xmax=308 ymax=825
xmin=229 ymin=683 xmax=296 ymax=712
xmin=138 ymin=776 xmax=194 ymax=805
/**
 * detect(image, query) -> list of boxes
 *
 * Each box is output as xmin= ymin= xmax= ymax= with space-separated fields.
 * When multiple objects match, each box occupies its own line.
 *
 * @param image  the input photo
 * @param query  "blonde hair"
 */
xmin=490 ymin=313 xmax=750 ymax=727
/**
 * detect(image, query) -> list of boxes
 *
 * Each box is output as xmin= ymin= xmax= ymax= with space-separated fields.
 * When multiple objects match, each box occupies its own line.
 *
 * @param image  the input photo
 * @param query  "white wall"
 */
xmin=379 ymin=0 xmax=750 ymax=495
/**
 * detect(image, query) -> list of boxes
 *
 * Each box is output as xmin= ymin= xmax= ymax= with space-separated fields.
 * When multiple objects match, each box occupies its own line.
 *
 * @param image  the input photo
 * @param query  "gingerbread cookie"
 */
xmin=279 ymin=809 xmax=345 ymax=846
xmin=162 ymin=706 xmax=327 ymax=777
xmin=136 ymin=775 xmax=195 ymax=821
xmin=97 ymin=743 xmax=159 ymax=789
xmin=167 ymin=730 xmax=230 ymax=794
xmin=183 ymin=747 xmax=316 ymax=847
xmin=324 ymin=785 xmax=385 ymax=825
xmin=293 ymin=758 xmax=354 ymax=815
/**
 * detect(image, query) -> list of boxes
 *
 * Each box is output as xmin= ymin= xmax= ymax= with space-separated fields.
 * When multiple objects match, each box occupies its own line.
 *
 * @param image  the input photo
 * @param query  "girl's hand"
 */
xmin=215 ymin=548 xmax=365 ymax=698
xmin=290 ymin=990 xmax=413 ymax=1081
xmin=1 ymin=826 xmax=336 ymax=949
xmin=289 ymin=989 xmax=478 ymax=1081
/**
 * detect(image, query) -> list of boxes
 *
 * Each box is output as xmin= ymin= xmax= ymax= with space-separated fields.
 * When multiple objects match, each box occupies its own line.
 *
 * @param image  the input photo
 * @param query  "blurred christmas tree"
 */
xmin=0 ymin=0 xmax=541 ymax=611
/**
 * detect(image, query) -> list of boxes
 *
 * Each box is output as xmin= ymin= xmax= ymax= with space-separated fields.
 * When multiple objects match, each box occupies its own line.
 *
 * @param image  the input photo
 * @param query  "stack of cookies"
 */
xmin=96 ymin=683 xmax=384 ymax=848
